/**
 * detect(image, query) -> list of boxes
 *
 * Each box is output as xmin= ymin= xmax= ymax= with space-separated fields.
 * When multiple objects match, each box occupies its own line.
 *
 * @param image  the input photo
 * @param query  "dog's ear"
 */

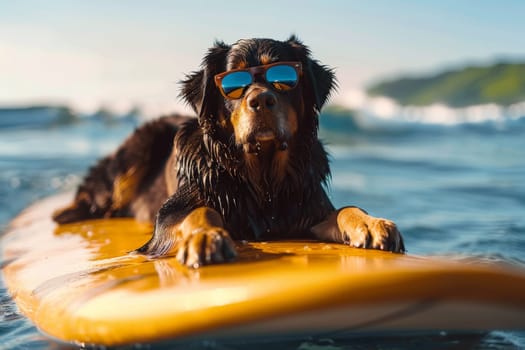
xmin=180 ymin=41 xmax=230 ymax=130
xmin=286 ymin=35 xmax=337 ymax=113
xmin=180 ymin=70 xmax=205 ymax=114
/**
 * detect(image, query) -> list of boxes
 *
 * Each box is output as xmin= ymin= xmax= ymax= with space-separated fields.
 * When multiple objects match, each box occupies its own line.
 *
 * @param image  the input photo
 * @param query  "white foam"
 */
xmin=335 ymin=88 xmax=525 ymax=126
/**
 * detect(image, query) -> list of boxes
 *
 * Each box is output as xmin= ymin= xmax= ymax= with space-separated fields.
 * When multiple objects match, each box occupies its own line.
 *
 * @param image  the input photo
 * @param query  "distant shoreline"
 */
xmin=0 ymin=105 xmax=139 ymax=129
xmin=367 ymin=61 xmax=525 ymax=108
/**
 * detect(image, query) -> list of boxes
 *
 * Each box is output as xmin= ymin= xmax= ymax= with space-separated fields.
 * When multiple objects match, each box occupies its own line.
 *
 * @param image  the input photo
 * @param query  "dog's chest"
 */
xmin=225 ymin=190 xmax=309 ymax=240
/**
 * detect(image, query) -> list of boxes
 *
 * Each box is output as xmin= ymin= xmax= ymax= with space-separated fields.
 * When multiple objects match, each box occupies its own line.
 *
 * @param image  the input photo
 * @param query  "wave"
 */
xmin=335 ymin=88 xmax=525 ymax=126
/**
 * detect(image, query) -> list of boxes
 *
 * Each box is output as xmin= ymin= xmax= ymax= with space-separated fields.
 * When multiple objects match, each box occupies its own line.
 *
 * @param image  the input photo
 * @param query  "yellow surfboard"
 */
xmin=2 ymin=194 xmax=525 ymax=346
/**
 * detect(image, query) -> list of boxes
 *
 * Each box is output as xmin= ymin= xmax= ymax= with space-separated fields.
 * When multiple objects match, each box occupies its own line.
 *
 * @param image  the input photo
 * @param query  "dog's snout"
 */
xmin=247 ymin=90 xmax=277 ymax=111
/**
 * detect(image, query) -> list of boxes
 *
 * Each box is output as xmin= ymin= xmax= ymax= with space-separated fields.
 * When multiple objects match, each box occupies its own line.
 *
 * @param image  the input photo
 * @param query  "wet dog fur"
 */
xmin=53 ymin=36 xmax=405 ymax=267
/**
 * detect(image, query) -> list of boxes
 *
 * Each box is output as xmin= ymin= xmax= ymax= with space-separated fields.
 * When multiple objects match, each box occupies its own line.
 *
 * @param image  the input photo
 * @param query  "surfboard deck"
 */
xmin=2 ymin=193 xmax=525 ymax=346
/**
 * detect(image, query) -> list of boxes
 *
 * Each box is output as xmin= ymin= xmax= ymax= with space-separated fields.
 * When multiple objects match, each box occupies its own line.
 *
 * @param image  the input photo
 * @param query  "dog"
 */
xmin=53 ymin=36 xmax=405 ymax=267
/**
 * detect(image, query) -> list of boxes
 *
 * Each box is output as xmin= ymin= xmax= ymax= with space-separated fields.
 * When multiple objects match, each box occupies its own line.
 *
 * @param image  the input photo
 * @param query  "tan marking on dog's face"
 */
xmin=279 ymin=104 xmax=298 ymax=137
xmin=235 ymin=60 xmax=247 ymax=69
xmin=259 ymin=54 xmax=274 ymax=65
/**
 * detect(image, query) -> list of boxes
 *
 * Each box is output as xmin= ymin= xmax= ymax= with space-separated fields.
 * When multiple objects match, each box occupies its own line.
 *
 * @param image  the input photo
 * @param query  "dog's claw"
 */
xmin=368 ymin=218 xmax=405 ymax=253
xmin=175 ymin=228 xmax=237 ymax=268
xmin=338 ymin=208 xmax=405 ymax=253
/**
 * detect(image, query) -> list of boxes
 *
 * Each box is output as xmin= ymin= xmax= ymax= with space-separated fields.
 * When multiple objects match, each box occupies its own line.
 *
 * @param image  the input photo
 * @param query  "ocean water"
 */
xmin=1 ymin=109 xmax=524 ymax=349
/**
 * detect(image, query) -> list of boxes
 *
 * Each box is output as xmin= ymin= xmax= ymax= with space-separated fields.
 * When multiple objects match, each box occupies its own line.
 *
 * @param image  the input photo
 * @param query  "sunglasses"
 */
xmin=214 ymin=62 xmax=302 ymax=99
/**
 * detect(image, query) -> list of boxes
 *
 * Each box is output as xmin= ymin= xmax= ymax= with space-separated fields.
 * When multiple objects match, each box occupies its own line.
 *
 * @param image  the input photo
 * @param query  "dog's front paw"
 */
xmin=366 ymin=218 xmax=405 ymax=253
xmin=338 ymin=208 xmax=405 ymax=253
xmin=175 ymin=228 xmax=237 ymax=268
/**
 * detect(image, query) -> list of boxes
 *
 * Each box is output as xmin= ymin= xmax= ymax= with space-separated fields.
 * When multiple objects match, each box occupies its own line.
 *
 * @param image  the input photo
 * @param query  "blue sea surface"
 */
xmin=1 ymin=109 xmax=524 ymax=349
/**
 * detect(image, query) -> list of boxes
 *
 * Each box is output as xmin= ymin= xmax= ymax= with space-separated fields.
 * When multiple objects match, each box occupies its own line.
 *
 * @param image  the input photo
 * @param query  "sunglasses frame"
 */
xmin=214 ymin=61 xmax=303 ymax=99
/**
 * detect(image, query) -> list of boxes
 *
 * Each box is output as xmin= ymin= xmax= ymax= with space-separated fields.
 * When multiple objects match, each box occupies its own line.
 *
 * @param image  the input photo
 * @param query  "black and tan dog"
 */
xmin=53 ymin=36 xmax=405 ymax=267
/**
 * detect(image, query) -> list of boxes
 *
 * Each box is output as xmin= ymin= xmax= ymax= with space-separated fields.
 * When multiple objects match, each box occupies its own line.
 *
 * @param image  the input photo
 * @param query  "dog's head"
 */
xmin=180 ymin=36 xmax=336 ymax=156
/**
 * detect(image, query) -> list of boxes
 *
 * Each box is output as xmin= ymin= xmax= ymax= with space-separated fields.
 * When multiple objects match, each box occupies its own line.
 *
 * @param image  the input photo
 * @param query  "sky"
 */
xmin=1 ymin=0 xmax=524 ymax=115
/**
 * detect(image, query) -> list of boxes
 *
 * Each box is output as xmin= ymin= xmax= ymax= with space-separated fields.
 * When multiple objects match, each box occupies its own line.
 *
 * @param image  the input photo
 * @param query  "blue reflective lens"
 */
xmin=221 ymin=71 xmax=252 ymax=99
xmin=265 ymin=65 xmax=298 ymax=90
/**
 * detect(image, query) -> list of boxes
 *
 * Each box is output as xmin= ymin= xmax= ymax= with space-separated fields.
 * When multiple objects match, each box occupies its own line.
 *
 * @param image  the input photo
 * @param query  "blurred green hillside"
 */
xmin=367 ymin=62 xmax=525 ymax=107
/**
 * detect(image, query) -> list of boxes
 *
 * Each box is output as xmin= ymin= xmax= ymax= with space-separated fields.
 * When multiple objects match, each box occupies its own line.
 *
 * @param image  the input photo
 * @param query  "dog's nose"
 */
xmin=247 ymin=90 xmax=277 ymax=111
